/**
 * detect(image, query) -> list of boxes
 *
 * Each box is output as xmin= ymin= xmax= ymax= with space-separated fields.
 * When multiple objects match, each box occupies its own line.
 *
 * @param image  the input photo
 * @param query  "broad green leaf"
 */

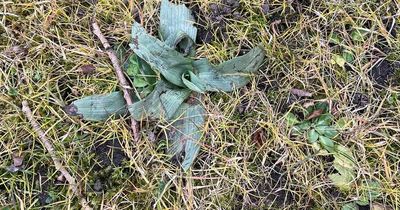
xmin=334 ymin=145 xmax=356 ymax=169
xmin=315 ymin=125 xmax=339 ymax=138
xmin=159 ymin=0 xmax=197 ymax=56
xmin=125 ymin=55 xmax=140 ymax=78
xmin=329 ymin=145 xmax=356 ymax=191
xmin=128 ymin=80 xmax=191 ymax=121
xmin=123 ymin=54 xmax=157 ymax=89
xmin=356 ymin=199 xmax=369 ymax=206
xmin=329 ymin=33 xmax=343 ymax=45
xmin=342 ymin=49 xmax=355 ymax=63
xmin=319 ymin=135 xmax=335 ymax=152
xmin=191 ymin=46 xmax=265 ymax=92
xmin=307 ymin=129 xmax=319 ymax=143
xmin=182 ymin=71 xmax=206 ymax=93
xmin=315 ymin=113 xmax=333 ymax=126
xmin=341 ymin=202 xmax=358 ymax=210
xmin=139 ymin=57 xmax=157 ymax=85
xmin=332 ymin=54 xmax=346 ymax=67
xmin=133 ymin=77 xmax=148 ymax=88
xmin=357 ymin=180 xmax=382 ymax=204
xmin=65 ymin=92 xmax=127 ymax=121
xmin=329 ymin=173 xmax=352 ymax=191
xmin=292 ymin=121 xmax=311 ymax=134
xmin=217 ymin=46 xmax=265 ymax=73
xmin=351 ymin=28 xmax=369 ymax=42
xmin=168 ymin=103 xmax=205 ymax=171
xmin=130 ymin=22 xmax=193 ymax=87
xmin=285 ymin=112 xmax=300 ymax=126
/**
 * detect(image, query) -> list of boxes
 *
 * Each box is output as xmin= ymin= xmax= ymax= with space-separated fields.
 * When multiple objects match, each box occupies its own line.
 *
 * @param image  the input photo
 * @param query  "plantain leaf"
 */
xmin=329 ymin=172 xmax=353 ymax=191
xmin=334 ymin=145 xmax=356 ymax=169
xmin=128 ymin=80 xmax=191 ymax=121
xmin=285 ymin=112 xmax=300 ymax=126
xmin=159 ymin=0 xmax=197 ymax=56
xmin=329 ymin=145 xmax=356 ymax=191
xmin=130 ymin=22 xmax=193 ymax=87
xmin=319 ymin=135 xmax=335 ymax=152
xmin=307 ymin=129 xmax=319 ymax=143
xmin=341 ymin=202 xmax=358 ymax=210
xmin=315 ymin=113 xmax=333 ymax=126
xmin=168 ymin=103 xmax=205 ymax=171
xmin=357 ymin=180 xmax=381 ymax=205
xmin=292 ymin=121 xmax=311 ymax=134
xmin=315 ymin=125 xmax=339 ymax=139
xmin=64 ymin=92 xmax=127 ymax=121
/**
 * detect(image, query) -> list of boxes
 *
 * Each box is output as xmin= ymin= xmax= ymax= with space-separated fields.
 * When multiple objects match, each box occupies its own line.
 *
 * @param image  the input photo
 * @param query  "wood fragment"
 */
xmin=21 ymin=101 xmax=92 ymax=210
xmin=305 ymin=109 xmax=324 ymax=120
xmin=290 ymin=88 xmax=312 ymax=97
xmin=91 ymin=20 xmax=140 ymax=141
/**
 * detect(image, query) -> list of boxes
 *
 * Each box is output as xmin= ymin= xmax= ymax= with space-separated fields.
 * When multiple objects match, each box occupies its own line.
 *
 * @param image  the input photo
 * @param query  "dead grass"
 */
xmin=1 ymin=0 xmax=400 ymax=209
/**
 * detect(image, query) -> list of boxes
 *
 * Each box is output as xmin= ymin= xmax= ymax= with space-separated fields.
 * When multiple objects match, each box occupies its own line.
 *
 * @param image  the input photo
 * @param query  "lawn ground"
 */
xmin=1 ymin=0 xmax=400 ymax=209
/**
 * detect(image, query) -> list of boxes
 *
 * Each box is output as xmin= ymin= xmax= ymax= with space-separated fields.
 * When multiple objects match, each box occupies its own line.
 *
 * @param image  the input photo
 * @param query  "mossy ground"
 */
xmin=1 ymin=0 xmax=400 ymax=209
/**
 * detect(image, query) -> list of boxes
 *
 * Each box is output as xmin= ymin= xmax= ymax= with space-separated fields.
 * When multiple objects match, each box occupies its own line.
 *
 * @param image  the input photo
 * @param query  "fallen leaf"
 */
xmin=56 ymin=174 xmax=65 ymax=182
xmin=13 ymin=153 xmax=23 ymax=167
xmin=252 ymin=129 xmax=265 ymax=147
xmin=305 ymin=109 xmax=324 ymax=120
xmin=303 ymin=101 xmax=315 ymax=108
xmin=371 ymin=203 xmax=393 ymax=210
xmin=79 ymin=64 xmax=96 ymax=75
xmin=4 ymin=45 xmax=28 ymax=57
xmin=261 ymin=0 xmax=269 ymax=15
xmin=290 ymin=88 xmax=312 ymax=97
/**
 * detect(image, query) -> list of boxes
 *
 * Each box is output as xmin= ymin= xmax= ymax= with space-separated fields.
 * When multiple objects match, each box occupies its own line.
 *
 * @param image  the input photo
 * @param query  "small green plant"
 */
xmin=286 ymin=102 xmax=340 ymax=153
xmin=329 ymin=27 xmax=369 ymax=68
xmin=286 ymin=102 xmax=356 ymax=189
xmin=286 ymin=102 xmax=383 ymax=208
xmin=65 ymin=0 xmax=265 ymax=171
xmin=286 ymin=103 xmax=356 ymax=191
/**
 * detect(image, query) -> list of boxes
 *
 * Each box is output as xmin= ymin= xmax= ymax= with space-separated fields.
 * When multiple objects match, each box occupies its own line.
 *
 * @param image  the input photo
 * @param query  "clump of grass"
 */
xmin=1 ymin=0 xmax=399 ymax=209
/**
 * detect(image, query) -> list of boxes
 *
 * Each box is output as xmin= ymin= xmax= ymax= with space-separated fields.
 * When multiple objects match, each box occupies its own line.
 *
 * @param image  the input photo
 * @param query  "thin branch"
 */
xmin=91 ymin=20 xmax=139 ymax=141
xmin=21 ymin=101 xmax=92 ymax=210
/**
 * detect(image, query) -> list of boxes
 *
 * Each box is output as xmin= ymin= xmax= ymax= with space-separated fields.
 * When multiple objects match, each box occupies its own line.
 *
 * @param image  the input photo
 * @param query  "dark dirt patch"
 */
xmin=277 ymin=91 xmax=309 ymax=115
xmin=90 ymin=139 xmax=127 ymax=192
xmin=349 ymin=92 xmax=369 ymax=113
xmin=259 ymin=164 xmax=295 ymax=207
xmin=242 ymin=162 xmax=295 ymax=209
xmin=369 ymin=60 xmax=400 ymax=88
xmin=358 ymin=204 xmax=371 ymax=210
xmin=188 ymin=0 xmax=245 ymax=44
xmin=35 ymin=165 xmax=54 ymax=206
xmin=92 ymin=139 xmax=127 ymax=170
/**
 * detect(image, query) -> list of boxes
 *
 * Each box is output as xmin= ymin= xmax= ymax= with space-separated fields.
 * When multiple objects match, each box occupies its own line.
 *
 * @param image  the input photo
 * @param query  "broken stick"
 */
xmin=91 ymin=20 xmax=140 ymax=141
xmin=21 ymin=101 xmax=92 ymax=210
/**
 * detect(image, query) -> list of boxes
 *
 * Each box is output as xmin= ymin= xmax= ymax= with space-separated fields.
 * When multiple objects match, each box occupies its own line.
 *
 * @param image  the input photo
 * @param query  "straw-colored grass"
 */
xmin=1 ymin=0 xmax=399 ymax=209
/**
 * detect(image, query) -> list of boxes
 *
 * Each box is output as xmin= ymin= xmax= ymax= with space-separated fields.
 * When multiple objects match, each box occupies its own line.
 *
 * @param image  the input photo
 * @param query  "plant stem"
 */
xmin=91 ymin=20 xmax=140 ymax=141
xmin=21 ymin=101 xmax=92 ymax=210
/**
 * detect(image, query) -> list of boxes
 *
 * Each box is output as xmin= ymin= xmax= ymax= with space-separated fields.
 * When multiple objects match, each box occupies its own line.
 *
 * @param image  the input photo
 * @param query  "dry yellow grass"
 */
xmin=1 ymin=0 xmax=399 ymax=209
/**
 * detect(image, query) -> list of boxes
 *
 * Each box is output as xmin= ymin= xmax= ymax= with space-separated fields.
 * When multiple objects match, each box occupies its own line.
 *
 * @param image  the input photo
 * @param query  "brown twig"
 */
xmin=91 ymin=20 xmax=139 ymax=141
xmin=21 ymin=101 xmax=92 ymax=210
